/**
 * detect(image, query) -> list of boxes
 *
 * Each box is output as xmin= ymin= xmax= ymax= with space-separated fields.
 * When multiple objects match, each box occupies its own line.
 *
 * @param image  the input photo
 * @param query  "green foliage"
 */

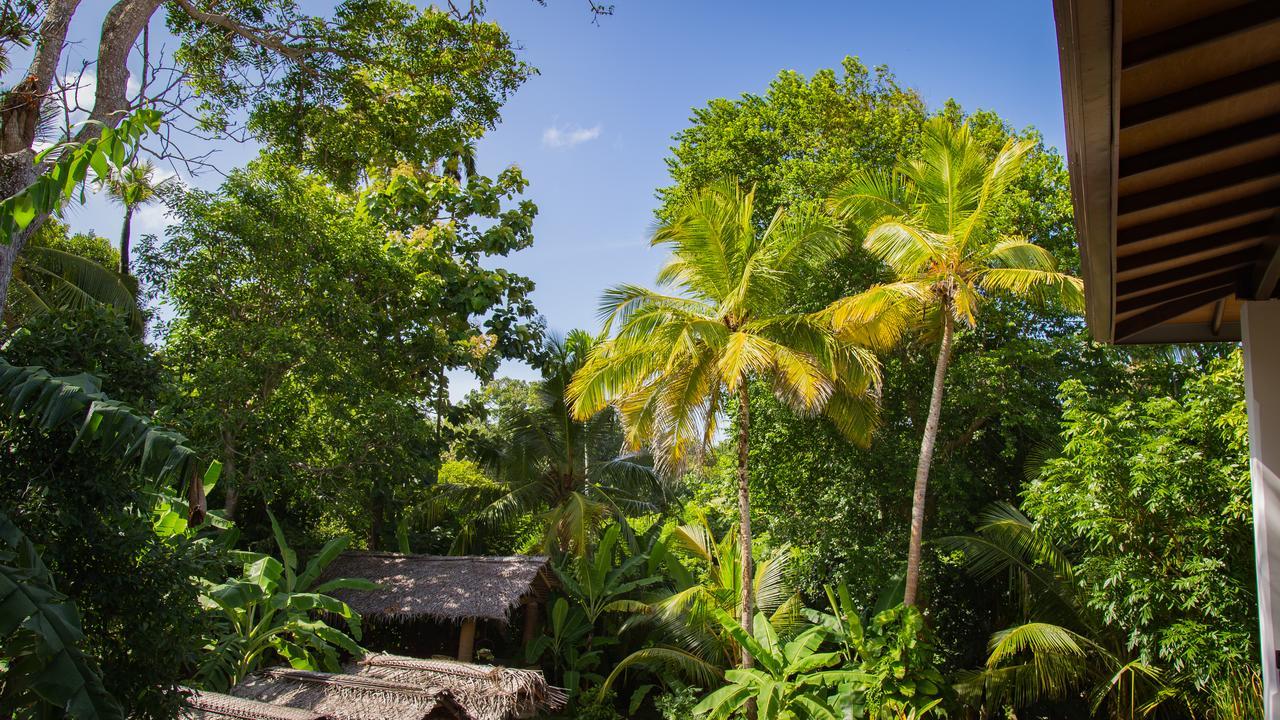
xmin=0 ymin=511 xmax=122 ymax=720
xmin=945 ymin=504 xmax=1174 ymax=718
xmin=654 ymin=683 xmax=703 ymax=720
xmin=1017 ymin=351 xmax=1260 ymax=718
xmin=0 ymin=361 xmax=207 ymax=497
xmin=806 ymin=587 xmax=947 ymax=719
xmin=526 ymin=596 xmax=607 ymax=696
xmin=144 ymin=156 xmax=540 ymax=539
xmin=196 ymin=511 xmax=375 ymax=690
xmin=168 ymin=0 xmax=531 ymax=189
xmin=658 ymin=57 xmax=924 ymax=227
xmin=692 ymin=609 xmax=857 ymax=720
xmin=0 ymin=315 xmax=212 ymax=720
xmin=0 ymin=109 xmax=161 ymax=239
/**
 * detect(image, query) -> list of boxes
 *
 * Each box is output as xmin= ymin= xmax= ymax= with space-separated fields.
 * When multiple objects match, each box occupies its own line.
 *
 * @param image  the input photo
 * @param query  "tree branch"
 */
xmin=169 ymin=0 xmax=321 ymax=75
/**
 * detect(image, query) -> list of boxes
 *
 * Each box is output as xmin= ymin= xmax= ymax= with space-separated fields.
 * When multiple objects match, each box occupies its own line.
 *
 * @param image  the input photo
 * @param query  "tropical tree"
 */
xmin=102 ymin=160 xmax=169 ymax=277
xmin=570 ymin=182 xmax=881 ymax=666
xmin=459 ymin=331 xmax=667 ymax=556
xmin=824 ymin=117 xmax=1083 ymax=605
xmin=5 ymin=223 xmax=142 ymax=332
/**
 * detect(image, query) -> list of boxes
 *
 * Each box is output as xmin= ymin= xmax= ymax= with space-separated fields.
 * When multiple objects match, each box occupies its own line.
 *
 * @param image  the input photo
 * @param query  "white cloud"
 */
xmin=541 ymin=123 xmax=602 ymax=149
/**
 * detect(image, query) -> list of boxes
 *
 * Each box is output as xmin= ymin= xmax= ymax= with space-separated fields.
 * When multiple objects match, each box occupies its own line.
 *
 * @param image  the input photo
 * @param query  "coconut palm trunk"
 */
xmin=118 ymin=205 xmax=133 ymax=276
xmin=903 ymin=306 xmax=954 ymax=606
xmin=735 ymin=381 xmax=754 ymax=668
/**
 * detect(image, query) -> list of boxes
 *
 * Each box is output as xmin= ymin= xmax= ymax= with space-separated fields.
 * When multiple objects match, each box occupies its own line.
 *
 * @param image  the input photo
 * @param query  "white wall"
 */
xmin=1243 ymin=300 xmax=1280 ymax=718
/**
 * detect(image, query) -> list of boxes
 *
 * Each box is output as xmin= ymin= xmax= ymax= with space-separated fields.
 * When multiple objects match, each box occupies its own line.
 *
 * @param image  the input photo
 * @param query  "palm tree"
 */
xmin=569 ymin=182 xmax=881 ymax=667
xmin=459 ymin=330 xmax=669 ymax=556
xmin=7 ymin=243 xmax=141 ymax=332
xmin=103 ymin=160 xmax=168 ymax=276
xmin=824 ymin=118 xmax=1083 ymax=606
xmin=943 ymin=503 xmax=1175 ymax=718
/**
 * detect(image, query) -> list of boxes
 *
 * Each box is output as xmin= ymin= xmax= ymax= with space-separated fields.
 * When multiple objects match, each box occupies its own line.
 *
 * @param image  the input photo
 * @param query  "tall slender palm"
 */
xmin=103 ymin=160 xmax=168 ymax=276
xmin=460 ymin=330 xmax=668 ymax=556
xmin=569 ymin=182 xmax=881 ymax=668
xmin=825 ymin=118 xmax=1084 ymax=606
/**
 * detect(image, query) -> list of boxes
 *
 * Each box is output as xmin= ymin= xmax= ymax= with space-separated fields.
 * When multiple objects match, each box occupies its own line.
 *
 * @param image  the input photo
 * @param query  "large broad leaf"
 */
xmin=297 ymin=536 xmax=351 ymax=592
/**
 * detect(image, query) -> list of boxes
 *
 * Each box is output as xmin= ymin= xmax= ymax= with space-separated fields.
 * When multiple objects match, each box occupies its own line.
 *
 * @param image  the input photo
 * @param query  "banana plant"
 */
xmin=553 ymin=523 xmax=661 ymax=626
xmin=195 ymin=511 xmax=376 ymax=690
xmin=0 ymin=361 xmax=219 ymax=718
xmin=525 ymin=596 xmax=606 ymax=695
xmin=692 ymin=608 xmax=864 ymax=720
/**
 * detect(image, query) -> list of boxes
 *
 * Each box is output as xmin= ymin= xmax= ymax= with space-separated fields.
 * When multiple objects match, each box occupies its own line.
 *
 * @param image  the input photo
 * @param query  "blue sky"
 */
xmin=53 ymin=0 xmax=1066 ymax=395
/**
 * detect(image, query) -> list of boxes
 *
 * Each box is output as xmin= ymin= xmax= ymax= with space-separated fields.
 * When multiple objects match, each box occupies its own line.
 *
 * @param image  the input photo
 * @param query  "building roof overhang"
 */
xmin=1053 ymin=0 xmax=1280 ymax=344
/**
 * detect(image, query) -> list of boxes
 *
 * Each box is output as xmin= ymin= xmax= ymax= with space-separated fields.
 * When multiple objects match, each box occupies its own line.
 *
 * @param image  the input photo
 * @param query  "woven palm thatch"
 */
xmin=229 ymin=668 xmax=468 ymax=720
xmin=347 ymin=653 xmax=567 ymax=720
xmin=181 ymin=688 xmax=327 ymax=720
xmin=320 ymin=553 xmax=553 ymax=624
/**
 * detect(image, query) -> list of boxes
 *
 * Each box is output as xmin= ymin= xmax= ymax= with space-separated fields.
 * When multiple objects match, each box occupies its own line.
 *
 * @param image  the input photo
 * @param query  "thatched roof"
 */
xmin=321 ymin=553 xmax=553 ymax=624
xmin=229 ymin=668 xmax=468 ymax=720
xmin=347 ymin=653 xmax=567 ymax=720
xmin=181 ymin=688 xmax=327 ymax=720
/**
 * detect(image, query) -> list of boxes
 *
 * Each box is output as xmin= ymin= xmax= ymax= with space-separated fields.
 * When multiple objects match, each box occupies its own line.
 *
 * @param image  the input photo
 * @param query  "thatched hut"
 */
xmin=321 ymin=553 xmax=555 ymax=662
xmin=346 ymin=653 xmax=567 ymax=720
xmin=228 ymin=668 xmax=468 ymax=720
xmin=181 ymin=688 xmax=327 ymax=720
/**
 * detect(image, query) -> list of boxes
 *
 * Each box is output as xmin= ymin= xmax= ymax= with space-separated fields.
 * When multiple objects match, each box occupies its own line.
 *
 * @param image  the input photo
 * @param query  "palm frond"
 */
xmin=976 ymin=267 xmax=1085 ymax=312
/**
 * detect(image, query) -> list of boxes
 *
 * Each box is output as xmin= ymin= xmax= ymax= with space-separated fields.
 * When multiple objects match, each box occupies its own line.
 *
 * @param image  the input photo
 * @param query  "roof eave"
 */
xmin=1055 ymin=0 xmax=1119 ymax=343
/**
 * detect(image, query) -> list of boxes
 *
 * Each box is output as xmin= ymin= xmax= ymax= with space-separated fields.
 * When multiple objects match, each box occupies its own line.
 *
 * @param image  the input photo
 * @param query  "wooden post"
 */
xmin=522 ymin=600 xmax=539 ymax=645
xmin=457 ymin=618 xmax=477 ymax=662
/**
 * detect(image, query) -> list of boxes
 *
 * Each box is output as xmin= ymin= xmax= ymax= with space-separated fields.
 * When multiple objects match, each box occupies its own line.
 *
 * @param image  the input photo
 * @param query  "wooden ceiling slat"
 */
xmin=1115 ymin=269 xmax=1243 ymax=315
xmin=1115 ymin=285 xmax=1238 ymax=341
xmin=1118 ymin=114 xmax=1280 ymax=178
xmin=1116 ymin=247 xmax=1258 ymax=298
xmin=1116 ymin=220 xmax=1270 ymax=271
xmin=1117 ymin=158 xmax=1280 ymax=216
xmin=1120 ymin=60 xmax=1280 ymax=129
xmin=1122 ymin=1 xmax=1280 ymax=69
xmin=1116 ymin=192 xmax=1279 ymax=246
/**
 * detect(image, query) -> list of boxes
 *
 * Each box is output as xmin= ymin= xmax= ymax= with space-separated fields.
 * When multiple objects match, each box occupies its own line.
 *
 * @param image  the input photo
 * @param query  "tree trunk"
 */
xmin=222 ymin=429 xmax=239 ymax=520
xmin=0 ymin=153 xmax=38 ymax=323
xmin=736 ymin=382 xmax=754 ymax=667
xmin=0 ymin=0 xmax=158 ymax=319
xmin=903 ymin=309 xmax=955 ymax=607
xmin=119 ymin=206 xmax=133 ymax=276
